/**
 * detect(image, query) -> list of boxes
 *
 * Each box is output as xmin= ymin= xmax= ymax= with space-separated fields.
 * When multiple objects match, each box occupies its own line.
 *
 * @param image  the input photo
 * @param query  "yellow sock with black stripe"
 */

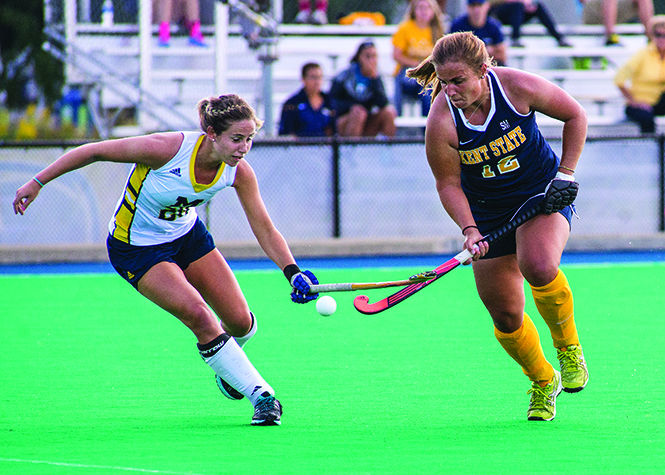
xmin=494 ymin=313 xmax=554 ymax=383
xmin=530 ymin=269 xmax=579 ymax=349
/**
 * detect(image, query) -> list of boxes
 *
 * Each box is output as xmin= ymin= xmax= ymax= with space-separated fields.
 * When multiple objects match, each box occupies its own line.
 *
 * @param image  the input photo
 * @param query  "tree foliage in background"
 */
xmin=0 ymin=0 xmax=64 ymax=108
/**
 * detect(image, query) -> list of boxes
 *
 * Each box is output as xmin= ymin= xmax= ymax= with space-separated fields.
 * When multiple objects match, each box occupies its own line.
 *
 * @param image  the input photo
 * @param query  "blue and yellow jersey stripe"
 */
xmin=111 ymin=164 xmax=151 ymax=243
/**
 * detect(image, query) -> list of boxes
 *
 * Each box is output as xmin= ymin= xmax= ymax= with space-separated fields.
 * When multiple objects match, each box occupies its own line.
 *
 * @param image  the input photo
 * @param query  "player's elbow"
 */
xmin=564 ymin=103 xmax=588 ymax=130
xmin=436 ymin=177 xmax=461 ymax=197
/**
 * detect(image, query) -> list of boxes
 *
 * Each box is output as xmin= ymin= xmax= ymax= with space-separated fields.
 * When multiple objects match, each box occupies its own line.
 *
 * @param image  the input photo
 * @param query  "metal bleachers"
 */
xmin=48 ymin=4 xmax=649 ymax=138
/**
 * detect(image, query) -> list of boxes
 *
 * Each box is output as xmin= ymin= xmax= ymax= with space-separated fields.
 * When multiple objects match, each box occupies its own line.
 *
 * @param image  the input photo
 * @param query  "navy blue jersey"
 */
xmin=278 ymin=88 xmax=335 ymax=137
xmin=446 ymin=69 xmax=559 ymax=214
xmin=449 ymin=15 xmax=504 ymax=47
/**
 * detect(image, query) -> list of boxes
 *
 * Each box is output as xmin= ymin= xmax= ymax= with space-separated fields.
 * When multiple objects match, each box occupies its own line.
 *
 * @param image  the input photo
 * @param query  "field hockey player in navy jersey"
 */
xmin=408 ymin=31 xmax=589 ymax=421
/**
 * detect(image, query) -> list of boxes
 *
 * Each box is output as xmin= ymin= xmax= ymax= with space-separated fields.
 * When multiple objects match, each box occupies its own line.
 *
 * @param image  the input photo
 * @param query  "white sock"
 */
xmin=234 ymin=312 xmax=257 ymax=348
xmin=198 ymin=334 xmax=273 ymax=405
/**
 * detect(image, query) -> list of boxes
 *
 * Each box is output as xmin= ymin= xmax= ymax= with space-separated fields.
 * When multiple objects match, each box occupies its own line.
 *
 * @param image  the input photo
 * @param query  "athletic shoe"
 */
xmin=294 ymin=9 xmax=310 ymax=24
xmin=557 ymin=38 xmax=573 ymax=48
xmin=215 ymin=375 xmax=244 ymax=400
xmin=251 ymin=392 xmax=282 ymax=426
xmin=511 ymin=39 xmax=526 ymax=48
xmin=310 ymin=9 xmax=328 ymax=25
xmin=526 ymin=370 xmax=562 ymax=421
xmin=557 ymin=345 xmax=589 ymax=393
xmin=605 ymin=34 xmax=622 ymax=46
xmin=188 ymin=36 xmax=207 ymax=47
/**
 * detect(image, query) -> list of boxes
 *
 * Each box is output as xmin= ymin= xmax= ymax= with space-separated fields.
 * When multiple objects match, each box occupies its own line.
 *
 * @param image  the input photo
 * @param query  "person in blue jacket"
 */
xmin=329 ymin=40 xmax=397 ymax=137
xmin=279 ymin=62 xmax=336 ymax=137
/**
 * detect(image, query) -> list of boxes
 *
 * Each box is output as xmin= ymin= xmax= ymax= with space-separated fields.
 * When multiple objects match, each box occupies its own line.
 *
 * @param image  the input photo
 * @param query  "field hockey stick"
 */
xmin=353 ymin=203 xmax=543 ymax=315
xmin=309 ymin=271 xmax=437 ymax=293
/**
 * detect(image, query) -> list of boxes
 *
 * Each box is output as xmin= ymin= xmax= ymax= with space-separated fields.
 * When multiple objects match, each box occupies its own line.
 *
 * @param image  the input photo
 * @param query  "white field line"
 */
xmin=0 ymin=457 xmax=206 ymax=475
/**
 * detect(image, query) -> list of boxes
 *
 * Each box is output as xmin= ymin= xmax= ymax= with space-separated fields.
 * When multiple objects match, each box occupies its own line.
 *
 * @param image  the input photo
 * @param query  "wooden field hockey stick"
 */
xmin=353 ymin=203 xmax=543 ymax=315
xmin=309 ymin=271 xmax=437 ymax=293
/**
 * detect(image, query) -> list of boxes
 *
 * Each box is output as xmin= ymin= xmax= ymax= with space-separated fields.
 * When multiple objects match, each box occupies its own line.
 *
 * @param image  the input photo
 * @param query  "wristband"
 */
xmin=283 ymin=264 xmax=301 ymax=282
xmin=33 ymin=177 xmax=45 ymax=188
xmin=462 ymin=225 xmax=478 ymax=235
xmin=555 ymin=171 xmax=575 ymax=181
xmin=558 ymin=164 xmax=576 ymax=174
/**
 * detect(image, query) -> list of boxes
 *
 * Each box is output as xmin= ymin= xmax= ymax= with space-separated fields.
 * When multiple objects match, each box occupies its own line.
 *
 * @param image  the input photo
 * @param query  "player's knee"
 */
xmin=491 ymin=311 xmax=523 ymax=333
xmin=523 ymin=261 xmax=559 ymax=287
xmin=224 ymin=310 xmax=253 ymax=337
xmin=182 ymin=302 xmax=219 ymax=335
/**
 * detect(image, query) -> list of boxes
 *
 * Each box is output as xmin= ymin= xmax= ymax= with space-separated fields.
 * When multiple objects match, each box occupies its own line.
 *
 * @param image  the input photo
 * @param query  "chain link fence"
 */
xmin=1 ymin=136 xmax=663 ymax=261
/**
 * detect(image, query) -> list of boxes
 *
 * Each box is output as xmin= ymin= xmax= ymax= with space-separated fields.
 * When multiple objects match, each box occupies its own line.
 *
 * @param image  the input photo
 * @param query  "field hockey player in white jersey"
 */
xmin=13 ymin=94 xmax=321 ymax=426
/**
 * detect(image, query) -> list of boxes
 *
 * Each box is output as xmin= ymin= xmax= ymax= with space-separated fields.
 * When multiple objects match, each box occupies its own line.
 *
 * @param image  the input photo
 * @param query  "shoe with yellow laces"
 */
xmin=527 ymin=370 xmax=562 ymax=421
xmin=557 ymin=344 xmax=589 ymax=393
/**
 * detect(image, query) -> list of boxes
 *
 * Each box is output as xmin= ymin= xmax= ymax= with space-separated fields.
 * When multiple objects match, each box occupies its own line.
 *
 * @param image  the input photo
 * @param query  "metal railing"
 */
xmin=43 ymin=0 xmax=281 ymax=137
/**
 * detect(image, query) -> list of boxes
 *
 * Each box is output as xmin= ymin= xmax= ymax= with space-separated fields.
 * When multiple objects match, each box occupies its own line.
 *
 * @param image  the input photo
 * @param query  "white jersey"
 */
xmin=108 ymin=132 xmax=237 ymax=245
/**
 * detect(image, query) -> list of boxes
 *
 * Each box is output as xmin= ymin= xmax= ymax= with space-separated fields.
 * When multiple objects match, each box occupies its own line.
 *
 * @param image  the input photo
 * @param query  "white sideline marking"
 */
xmin=0 ymin=458 xmax=206 ymax=475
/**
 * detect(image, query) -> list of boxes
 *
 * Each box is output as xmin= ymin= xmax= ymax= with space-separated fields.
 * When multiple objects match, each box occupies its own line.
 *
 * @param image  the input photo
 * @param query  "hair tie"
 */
xmin=462 ymin=225 xmax=478 ymax=235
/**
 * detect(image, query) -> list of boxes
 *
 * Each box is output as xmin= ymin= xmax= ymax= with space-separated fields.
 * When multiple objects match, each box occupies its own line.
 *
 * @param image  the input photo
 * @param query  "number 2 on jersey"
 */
xmin=481 ymin=155 xmax=520 ymax=178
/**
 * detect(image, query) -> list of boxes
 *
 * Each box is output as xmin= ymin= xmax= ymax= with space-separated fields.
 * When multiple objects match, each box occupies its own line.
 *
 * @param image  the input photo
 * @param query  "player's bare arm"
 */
xmin=49 ymin=133 xmax=180 ymax=181
xmin=233 ymin=160 xmax=296 ymax=270
xmin=13 ymin=133 xmax=182 ymax=215
xmin=94 ymin=132 xmax=184 ymax=169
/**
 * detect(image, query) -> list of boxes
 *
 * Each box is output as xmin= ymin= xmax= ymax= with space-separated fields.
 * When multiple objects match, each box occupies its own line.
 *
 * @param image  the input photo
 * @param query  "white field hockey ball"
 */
xmin=316 ymin=295 xmax=337 ymax=316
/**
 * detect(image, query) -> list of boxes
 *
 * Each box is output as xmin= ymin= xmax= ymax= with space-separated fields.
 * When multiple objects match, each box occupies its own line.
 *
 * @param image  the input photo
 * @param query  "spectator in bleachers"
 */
xmin=580 ymin=0 xmax=654 ymax=45
xmin=278 ymin=62 xmax=336 ymax=137
xmin=155 ymin=0 xmax=206 ymax=47
xmin=450 ymin=0 xmax=507 ymax=66
xmin=392 ymin=0 xmax=446 ymax=117
xmin=489 ymin=0 xmax=572 ymax=48
xmin=329 ymin=40 xmax=397 ymax=137
xmin=615 ymin=15 xmax=665 ymax=133
xmin=295 ymin=0 xmax=328 ymax=25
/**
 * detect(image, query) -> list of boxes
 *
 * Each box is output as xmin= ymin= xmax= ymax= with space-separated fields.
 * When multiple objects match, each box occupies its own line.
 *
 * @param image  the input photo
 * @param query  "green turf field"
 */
xmin=1 ymin=262 xmax=664 ymax=474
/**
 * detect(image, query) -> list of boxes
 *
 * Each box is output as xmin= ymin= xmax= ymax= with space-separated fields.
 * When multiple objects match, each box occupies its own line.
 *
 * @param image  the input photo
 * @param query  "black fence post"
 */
xmin=332 ymin=136 xmax=341 ymax=238
xmin=658 ymin=134 xmax=665 ymax=232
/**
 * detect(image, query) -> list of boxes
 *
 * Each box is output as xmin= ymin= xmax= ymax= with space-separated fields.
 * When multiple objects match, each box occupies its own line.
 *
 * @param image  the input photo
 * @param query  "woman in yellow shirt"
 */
xmin=615 ymin=15 xmax=665 ymax=133
xmin=392 ymin=0 xmax=446 ymax=117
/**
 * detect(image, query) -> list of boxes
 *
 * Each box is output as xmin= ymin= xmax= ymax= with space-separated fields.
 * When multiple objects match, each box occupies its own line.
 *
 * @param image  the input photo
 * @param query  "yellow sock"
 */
xmin=531 ymin=269 xmax=579 ymax=349
xmin=494 ymin=313 xmax=554 ymax=383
